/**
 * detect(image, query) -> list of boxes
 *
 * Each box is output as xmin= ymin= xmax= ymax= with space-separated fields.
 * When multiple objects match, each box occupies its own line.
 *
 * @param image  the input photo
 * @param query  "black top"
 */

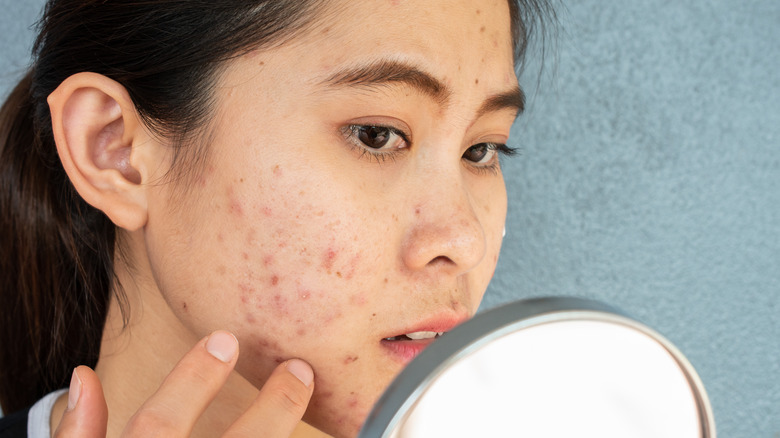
xmin=0 ymin=408 xmax=28 ymax=438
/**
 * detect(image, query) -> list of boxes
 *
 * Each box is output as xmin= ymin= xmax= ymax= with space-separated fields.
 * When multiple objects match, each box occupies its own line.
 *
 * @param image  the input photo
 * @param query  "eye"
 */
xmin=347 ymin=125 xmax=409 ymax=151
xmin=463 ymin=143 xmax=502 ymax=164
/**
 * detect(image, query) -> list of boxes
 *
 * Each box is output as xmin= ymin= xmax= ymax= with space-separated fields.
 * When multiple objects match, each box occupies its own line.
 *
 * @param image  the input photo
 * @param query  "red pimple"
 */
xmin=322 ymin=249 xmax=337 ymax=271
xmin=261 ymin=206 xmax=273 ymax=217
xmin=271 ymin=275 xmax=279 ymax=286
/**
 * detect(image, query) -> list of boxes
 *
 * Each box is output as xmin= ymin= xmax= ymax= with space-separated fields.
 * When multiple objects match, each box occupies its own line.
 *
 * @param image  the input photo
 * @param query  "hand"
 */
xmin=54 ymin=331 xmax=315 ymax=437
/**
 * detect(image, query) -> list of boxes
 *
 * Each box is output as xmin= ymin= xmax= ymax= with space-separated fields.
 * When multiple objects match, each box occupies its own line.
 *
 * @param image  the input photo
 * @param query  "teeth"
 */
xmin=404 ymin=331 xmax=444 ymax=340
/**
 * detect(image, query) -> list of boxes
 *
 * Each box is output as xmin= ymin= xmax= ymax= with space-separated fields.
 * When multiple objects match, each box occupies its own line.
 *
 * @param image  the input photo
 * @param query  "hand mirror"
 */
xmin=358 ymin=297 xmax=716 ymax=437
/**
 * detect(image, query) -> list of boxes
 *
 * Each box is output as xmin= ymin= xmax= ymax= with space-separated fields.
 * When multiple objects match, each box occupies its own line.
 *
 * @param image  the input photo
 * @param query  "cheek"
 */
xmin=204 ymin=166 xmax=379 ymax=352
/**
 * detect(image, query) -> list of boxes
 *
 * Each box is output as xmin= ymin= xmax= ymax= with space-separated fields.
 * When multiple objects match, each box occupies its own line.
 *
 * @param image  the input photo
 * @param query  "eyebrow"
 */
xmin=320 ymin=59 xmax=525 ymax=117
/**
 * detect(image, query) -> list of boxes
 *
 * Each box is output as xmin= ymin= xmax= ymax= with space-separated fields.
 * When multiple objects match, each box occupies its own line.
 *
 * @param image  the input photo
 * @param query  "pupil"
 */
xmin=358 ymin=126 xmax=389 ymax=149
xmin=464 ymin=144 xmax=488 ymax=162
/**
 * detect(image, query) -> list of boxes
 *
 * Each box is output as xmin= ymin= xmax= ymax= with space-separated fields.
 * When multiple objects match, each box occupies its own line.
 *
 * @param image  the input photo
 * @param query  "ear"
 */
xmin=48 ymin=72 xmax=155 ymax=231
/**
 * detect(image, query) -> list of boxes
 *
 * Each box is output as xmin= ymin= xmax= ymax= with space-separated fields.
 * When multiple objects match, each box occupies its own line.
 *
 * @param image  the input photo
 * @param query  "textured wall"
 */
xmin=2 ymin=1 xmax=778 ymax=437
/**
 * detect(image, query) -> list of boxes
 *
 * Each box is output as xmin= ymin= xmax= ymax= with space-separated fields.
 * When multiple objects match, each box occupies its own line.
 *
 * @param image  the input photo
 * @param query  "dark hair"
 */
xmin=0 ymin=0 xmax=555 ymax=414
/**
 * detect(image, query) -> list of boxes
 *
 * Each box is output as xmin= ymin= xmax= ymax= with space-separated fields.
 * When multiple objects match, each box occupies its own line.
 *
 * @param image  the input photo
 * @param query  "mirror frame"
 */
xmin=358 ymin=297 xmax=716 ymax=438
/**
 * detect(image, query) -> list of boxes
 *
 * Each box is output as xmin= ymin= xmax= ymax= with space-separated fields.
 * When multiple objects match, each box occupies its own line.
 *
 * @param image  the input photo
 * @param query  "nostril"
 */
xmin=427 ymin=255 xmax=454 ymax=266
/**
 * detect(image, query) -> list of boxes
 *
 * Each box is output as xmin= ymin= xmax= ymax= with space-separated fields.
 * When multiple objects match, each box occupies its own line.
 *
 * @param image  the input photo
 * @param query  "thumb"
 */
xmin=53 ymin=366 xmax=108 ymax=438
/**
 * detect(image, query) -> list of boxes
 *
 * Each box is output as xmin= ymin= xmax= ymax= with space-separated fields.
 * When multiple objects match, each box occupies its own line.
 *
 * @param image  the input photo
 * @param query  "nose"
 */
xmin=400 ymin=169 xmax=486 ymax=275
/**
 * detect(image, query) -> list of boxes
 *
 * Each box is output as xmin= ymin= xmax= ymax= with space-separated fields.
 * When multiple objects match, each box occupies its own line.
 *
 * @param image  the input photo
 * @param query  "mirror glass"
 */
xmin=359 ymin=297 xmax=715 ymax=438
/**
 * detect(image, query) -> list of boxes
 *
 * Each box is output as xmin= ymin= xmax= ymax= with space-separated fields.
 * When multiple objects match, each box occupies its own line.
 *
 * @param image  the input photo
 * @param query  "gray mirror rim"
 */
xmin=358 ymin=296 xmax=716 ymax=438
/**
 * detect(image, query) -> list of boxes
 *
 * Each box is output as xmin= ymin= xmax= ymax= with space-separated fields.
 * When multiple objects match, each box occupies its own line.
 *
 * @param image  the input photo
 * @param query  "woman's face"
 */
xmin=142 ymin=0 xmax=518 ymax=435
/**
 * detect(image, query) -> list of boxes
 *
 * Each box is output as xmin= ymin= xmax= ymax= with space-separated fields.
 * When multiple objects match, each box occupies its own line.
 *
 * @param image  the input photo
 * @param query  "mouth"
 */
xmin=381 ymin=316 xmax=467 ymax=364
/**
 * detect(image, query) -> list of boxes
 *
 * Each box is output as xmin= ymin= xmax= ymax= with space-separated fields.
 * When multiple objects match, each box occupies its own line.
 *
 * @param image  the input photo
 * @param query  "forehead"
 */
xmin=289 ymin=0 xmax=517 ymax=85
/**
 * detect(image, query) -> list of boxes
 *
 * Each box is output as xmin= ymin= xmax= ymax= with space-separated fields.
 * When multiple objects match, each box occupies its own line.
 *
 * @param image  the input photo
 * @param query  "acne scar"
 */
xmin=273 ymin=165 xmax=282 ymax=176
xmin=181 ymin=302 xmax=187 ymax=311
xmin=344 ymin=355 xmax=359 ymax=364
xmin=297 ymin=328 xmax=306 ymax=336
xmin=263 ymin=254 xmax=274 ymax=267
xmin=227 ymin=187 xmax=244 ymax=217
xmin=475 ymin=78 xmax=479 ymax=84
xmin=350 ymin=293 xmax=367 ymax=306
xmin=480 ymin=26 xmax=485 ymax=33
xmin=242 ymin=252 xmax=249 ymax=260
xmin=216 ymin=265 xmax=226 ymax=275
xmin=271 ymin=275 xmax=279 ymax=286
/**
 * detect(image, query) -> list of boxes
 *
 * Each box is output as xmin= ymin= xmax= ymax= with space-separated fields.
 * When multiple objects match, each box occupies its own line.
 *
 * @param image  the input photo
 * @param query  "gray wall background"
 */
xmin=1 ymin=1 xmax=777 ymax=437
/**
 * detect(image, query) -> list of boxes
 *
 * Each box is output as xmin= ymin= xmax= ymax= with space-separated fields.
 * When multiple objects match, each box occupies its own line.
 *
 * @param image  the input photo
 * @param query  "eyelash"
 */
xmin=341 ymin=124 xmax=517 ymax=173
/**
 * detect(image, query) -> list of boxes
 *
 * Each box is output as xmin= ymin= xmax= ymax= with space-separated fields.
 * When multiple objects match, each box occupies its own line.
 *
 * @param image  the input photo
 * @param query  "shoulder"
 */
xmin=0 ymin=408 xmax=29 ymax=438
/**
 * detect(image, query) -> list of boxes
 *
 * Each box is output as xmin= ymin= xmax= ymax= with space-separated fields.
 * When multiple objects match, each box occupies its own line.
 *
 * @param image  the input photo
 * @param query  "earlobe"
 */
xmin=48 ymin=72 xmax=150 ymax=231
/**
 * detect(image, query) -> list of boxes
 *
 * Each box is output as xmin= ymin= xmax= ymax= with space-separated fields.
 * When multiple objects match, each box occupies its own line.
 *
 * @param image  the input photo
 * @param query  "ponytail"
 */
xmin=0 ymin=71 xmax=116 ymax=414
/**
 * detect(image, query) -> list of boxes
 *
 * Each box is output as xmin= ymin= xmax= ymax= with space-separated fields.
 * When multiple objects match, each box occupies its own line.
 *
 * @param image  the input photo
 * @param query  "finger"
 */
xmin=124 ymin=330 xmax=239 ymax=437
xmin=224 ymin=359 xmax=314 ymax=438
xmin=53 ymin=366 xmax=108 ymax=438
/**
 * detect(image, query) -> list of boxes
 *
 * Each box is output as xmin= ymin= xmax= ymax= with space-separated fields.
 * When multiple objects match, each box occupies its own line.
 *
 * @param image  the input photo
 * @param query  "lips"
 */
xmin=381 ymin=315 xmax=468 ymax=363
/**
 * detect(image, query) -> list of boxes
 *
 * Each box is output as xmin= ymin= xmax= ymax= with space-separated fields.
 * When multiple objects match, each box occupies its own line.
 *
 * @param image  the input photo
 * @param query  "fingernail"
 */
xmin=67 ymin=368 xmax=82 ymax=411
xmin=286 ymin=359 xmax=314 ymax=387
xmin=206 ymin=331 xmax=238 ymax=363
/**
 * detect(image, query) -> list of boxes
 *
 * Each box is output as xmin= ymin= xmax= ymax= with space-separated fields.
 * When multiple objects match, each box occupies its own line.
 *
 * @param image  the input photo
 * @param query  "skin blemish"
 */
xmin=350 ymin=294 xmax=367 ymax=306
xmin=271 ymin=275 xmax=279 ymax=286
xmin=246 ymin=313 xmax=256 ymax=323
xmin=336 ymin=271 xmax=342 ymax=278
xmin=273 ymin=165 xmax=282 ymax=176
xmin=227 ymin=187 xmax=244 ymax=217
xmin=242 ymin=252 xmax=249 ymax=260
xmin=261 ymin=206 xmax=273 ymax=217
xmin=263 ymin=254 xmax=274 ymax=267
xmin=298 ymin=289 xmax=311 ymax=300
xmin=181 ymin=302 xmax=187 ymax=311
xmin=297 ymin=328 xmax=306 ymax=336
xmin=217 ymin=233 xmax=224 ymax=242
xmin=216 ymin=265 xmax=226 ymax=275
xmin=238 ymin=283 xmax=255 ymax=295
xmin=475 ymin=78 xmax=479 ymax=84
xmin=344 ymin=356 xmax=359 ymax=364
xmin=322 ymin=248 xmax=337 ymax=272
xmin=480 ymin=26 xmax=485 ymax=33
